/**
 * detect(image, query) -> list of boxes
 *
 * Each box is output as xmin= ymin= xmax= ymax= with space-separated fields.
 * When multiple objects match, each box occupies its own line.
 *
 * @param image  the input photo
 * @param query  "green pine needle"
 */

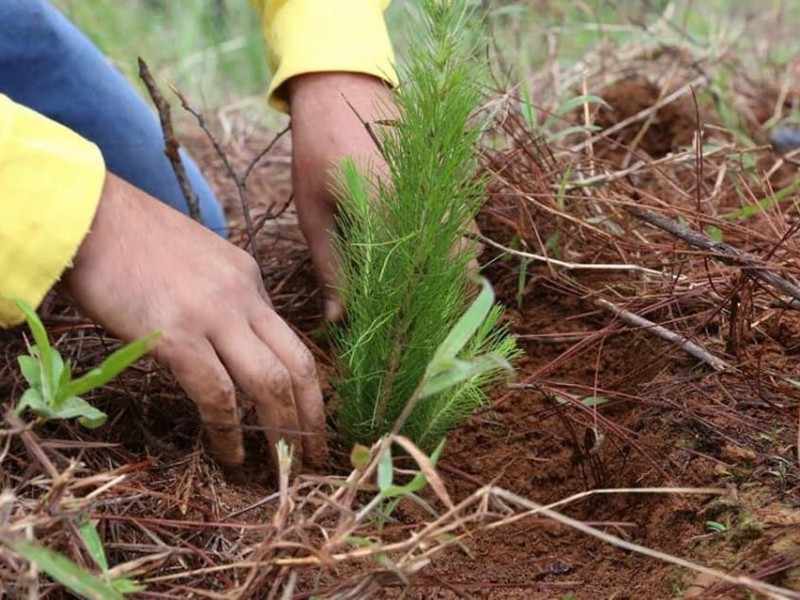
xmin=332 ymin=0 xmax=520 ymax=451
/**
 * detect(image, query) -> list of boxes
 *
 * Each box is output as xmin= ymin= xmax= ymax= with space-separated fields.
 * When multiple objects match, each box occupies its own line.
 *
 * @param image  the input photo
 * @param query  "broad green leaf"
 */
xmin=61 ymin=332 xmax=159 ymax=400
xmin=17 ymin=355 xmax=41 ymax=388
xmin=429 ymin=277 xmax=494 ymax=368
xmin=421 ymin=355 xmax=512 ymax=399
xmin=14 ymin=300 xmax=55 ymax=399
xmin=54 ymin=397 xmax=108 ymax=429
xmin=377 ymin=445 xmax=394 ymax=493
xmin=5 ymin=538 xmax=123 ymax=600
xmin=14 ymin=388 xmax=49 ymax=418
xmin=78 ymin=520 xmax=108 ymax=572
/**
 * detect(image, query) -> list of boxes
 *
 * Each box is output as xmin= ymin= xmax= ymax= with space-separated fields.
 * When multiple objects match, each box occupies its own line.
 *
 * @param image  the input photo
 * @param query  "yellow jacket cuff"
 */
xmin=0 ymin=94 xmax=105 ymax=326
xmin=255 ymin=0 xmax=397 ymax=112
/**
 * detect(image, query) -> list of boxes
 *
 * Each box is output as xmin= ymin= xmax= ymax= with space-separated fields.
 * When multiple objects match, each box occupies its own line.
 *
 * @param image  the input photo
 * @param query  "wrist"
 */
xmin=287 ymin=72 xmax=391 ymax=113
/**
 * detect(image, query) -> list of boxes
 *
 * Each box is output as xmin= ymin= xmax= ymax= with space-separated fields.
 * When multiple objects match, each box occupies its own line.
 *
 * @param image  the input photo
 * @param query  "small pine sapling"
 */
xmin=332 ymin=0 xmax=520 ymax=451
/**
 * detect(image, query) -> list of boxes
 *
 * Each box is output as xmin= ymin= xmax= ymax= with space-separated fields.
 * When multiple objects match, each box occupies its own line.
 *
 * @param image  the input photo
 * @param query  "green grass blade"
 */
xmin=5 ymin=538 xmax=123 ymax=600
xmin=428 ymin=278 xmax=494 ymax=368
xmin=61 ymin=332 xmax=159 ymax=400
xmin=78 ymin=520 xmax=109 ymax=573
xmin=377 ymin=444 xmax=394 ymax=493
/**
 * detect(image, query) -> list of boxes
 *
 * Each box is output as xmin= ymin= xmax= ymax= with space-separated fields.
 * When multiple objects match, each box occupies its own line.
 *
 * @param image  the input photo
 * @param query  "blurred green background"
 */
xmin=52 ymin=1 xmax=800 ymax=121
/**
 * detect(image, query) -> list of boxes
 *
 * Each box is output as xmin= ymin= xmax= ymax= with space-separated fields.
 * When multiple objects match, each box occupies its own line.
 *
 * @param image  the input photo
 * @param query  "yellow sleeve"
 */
xmin=0 ymin=94 xmax=105 ymax=327
xmin=251 ymin=0 xmax=397 ymax=112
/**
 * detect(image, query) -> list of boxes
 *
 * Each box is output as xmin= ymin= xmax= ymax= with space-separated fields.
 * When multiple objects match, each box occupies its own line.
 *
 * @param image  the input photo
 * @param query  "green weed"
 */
xmin=3 ymin=536 xmax=143 ymax=599
xmin=12 ymin=299 xmax=158 ymax=429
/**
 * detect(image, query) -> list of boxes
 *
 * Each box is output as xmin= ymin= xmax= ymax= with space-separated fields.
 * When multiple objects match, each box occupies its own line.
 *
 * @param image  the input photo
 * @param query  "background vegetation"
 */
xmin=53 ymin=0 xmax=800 ymax=119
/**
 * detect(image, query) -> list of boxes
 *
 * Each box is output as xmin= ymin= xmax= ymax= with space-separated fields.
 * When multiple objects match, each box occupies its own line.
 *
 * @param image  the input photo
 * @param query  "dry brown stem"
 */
xmin=595 ymin=298 xmax=731 ymax=371
xmin=138 ymin=57 xmax=202 ymax=223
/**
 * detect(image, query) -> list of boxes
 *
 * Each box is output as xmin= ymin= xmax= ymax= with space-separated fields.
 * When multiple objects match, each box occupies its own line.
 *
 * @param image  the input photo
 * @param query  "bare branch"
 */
xmin=626 ymin=204 xmax=800 ymax=308
xmin=170 ymin=86 xmax=289 ymax=266
xmin=138 ymin=58 xmax=202 ymax=223
xmin=596 ymin=297 xmax=731 ymax=372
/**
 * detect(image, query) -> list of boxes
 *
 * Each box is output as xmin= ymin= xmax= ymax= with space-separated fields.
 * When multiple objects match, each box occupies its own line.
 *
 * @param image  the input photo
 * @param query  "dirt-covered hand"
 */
xmin=288 ymin=72 xmax=393 ymax=322
xmin=59 ymin=173 xmax=328 ymax=470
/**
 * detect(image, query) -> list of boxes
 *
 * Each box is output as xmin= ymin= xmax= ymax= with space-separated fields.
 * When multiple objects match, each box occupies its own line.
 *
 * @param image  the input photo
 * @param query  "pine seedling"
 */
xmin=332 ymin=0 xmax=520 ymax=451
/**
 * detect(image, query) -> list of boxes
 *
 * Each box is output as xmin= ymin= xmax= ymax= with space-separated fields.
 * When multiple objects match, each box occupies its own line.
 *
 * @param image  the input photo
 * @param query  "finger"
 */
xmin=211 ymin=325 xmax=304 ymax=468
xmin=155 ymin=337 xmax=245 ymax=467
xmin=295 ymin=196 xmax=344 ymax=322
xmin=250 ymin=308 xmax=329 ymax=469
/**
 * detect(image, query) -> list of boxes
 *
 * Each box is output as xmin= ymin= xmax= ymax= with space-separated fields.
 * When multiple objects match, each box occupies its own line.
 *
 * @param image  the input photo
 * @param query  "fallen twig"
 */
xmin=596 ymin=298 xmax=731 ymax=371
xmin=475 ymin=231 xmax=684 ymax=280
xmin=172 ymin=86 xmax=291 ymax=265
xmin=485 ymin=486 xmax=799 ymax=600
xmin=625 ymin=204 xmax=800 ymax=308
xmin=138 ymin=58 xmax=202 ymax=223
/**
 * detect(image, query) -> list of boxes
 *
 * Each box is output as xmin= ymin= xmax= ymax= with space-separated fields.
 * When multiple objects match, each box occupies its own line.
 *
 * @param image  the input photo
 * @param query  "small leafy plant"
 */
xmin=4 ymin=520 xmax=145 ymax=599
xmin=332 ymin=0 xmax=520 ymax=451
xmin=12 ymin=299 xmax=157 ymax=428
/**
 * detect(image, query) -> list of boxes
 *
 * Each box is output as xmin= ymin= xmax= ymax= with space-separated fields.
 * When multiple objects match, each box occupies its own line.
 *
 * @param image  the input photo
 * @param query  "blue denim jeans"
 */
xmin=0 ymin=0 xmax=227 ymax=236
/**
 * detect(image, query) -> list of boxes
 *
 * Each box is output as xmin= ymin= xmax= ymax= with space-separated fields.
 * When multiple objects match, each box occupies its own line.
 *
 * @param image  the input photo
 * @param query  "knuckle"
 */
xmin=265 ymin=365 xmax=293 ymax=400
xmin=234 ymin=252 xmax=262 ymax=282
xmin=208 ymin=380 xmax=237 ymax=407
xmin=293 ymin=345 xmax=319 ymax=383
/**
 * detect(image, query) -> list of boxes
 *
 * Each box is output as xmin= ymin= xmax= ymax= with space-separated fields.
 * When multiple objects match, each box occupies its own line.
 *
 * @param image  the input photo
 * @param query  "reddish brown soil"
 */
xmin=180 ymin=86 xmax=800 ymax=598
xmin=2 ymin=78 xmax=799 ymax=599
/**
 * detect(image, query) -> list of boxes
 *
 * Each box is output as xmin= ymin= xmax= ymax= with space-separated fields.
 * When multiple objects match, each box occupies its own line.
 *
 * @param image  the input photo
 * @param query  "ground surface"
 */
xmin=2 ymin=57 xmax=800 ymax=600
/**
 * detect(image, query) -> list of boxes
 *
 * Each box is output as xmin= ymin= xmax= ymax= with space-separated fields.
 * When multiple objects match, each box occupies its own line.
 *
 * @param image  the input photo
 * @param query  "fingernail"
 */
xmin=324 ymin=299 xmax=343 ymax=322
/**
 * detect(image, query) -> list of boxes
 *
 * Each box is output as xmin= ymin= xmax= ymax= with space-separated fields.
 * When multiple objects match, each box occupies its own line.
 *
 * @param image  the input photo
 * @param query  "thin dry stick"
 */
xmin=486 ymin=486 xmax=799 ymax=600
xmin=626 ymin=204 xmax=800 ymax=308
xmin=596 ymin=297 xmax=730 ymax=371
xmin=475 ymin=231 xmax=683 ymax=280
xmin=172 ymin=85 xmax=291 ymax=265
xmin=138 ymin=58 xmax=202 ymax=223
xmin=559 ymin=143 xmax=735 ymax=191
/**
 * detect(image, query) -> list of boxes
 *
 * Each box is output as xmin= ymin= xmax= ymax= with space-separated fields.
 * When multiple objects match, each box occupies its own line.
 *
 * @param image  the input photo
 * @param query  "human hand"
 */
xmin=287 ymin=72 xmax=393 ymax=322
xmin=59 ymin=173 xmax=328 ymax=469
